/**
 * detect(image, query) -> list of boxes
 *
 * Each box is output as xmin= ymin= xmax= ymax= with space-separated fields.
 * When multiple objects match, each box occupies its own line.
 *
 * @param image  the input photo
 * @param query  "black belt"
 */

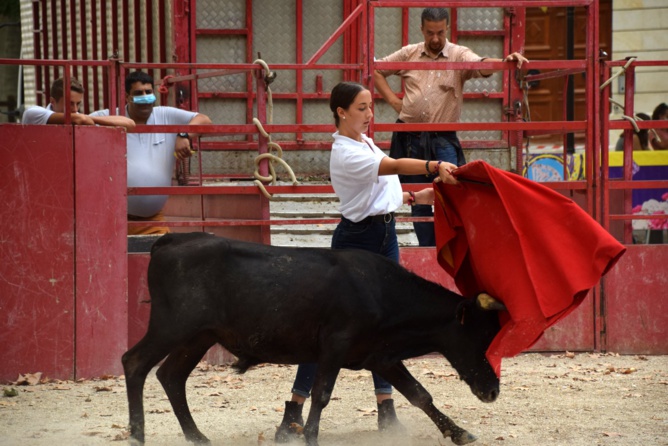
xmin=406 ymin=130 xmax=457 ymax=138
xmin=351 ymin=212 xmax=395 ymax=225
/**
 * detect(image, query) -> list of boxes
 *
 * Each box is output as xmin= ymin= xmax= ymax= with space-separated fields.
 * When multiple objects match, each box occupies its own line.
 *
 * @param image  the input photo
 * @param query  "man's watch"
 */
xmin=177 ymin=132 xmax=189 ymax=138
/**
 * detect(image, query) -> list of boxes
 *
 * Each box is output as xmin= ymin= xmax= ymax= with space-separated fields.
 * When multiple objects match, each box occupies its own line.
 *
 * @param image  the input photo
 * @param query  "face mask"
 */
xmin=132 ymin=93 xmax=156 ymax=104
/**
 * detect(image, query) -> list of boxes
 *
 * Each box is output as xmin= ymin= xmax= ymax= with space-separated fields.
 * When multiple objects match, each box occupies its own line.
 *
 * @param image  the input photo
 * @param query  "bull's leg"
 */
xmin=374 ymin=362 xmax=478 ymax=445
xmin=122 ymin=334 xmax=176 ymax=444
xmin=302 ymin=364 xmax=342 ymax=446
xmin=156 ymin=333 xmax=216 ymax=444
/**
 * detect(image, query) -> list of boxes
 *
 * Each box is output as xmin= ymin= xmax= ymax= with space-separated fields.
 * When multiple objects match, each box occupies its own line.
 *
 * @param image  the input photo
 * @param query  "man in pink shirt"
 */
xmin=374 ymin=7 xmax=527 ymax=246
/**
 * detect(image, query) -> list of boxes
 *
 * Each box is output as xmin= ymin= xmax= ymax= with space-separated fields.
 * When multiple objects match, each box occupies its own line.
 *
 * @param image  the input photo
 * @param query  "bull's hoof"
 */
xmin=275 ymin=422 xmax=304 ymax=443
xmin=451 ymin=429 xmax=478 ymax=445
xmin=184 ymin=431 xmax=211 ymax=444
xmin=128 ymin=437 xmax=144 ymax=446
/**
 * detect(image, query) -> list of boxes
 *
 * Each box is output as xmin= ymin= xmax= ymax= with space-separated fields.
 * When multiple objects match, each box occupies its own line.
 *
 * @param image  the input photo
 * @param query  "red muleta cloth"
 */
xmin=433 ymin=160 xmax=626 ymax=377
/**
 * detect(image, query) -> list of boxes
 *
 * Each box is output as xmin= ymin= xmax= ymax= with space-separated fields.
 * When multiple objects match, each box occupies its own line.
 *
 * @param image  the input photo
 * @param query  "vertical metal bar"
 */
xmin=91 ymin=0 xmax=100 ymax=111
xmin=158 ymin=1 xmax=167 ymax=83
xmin=343 ymin=0 xmax=350 ymax=82
xmin=173 ymin=0 xmax=191 ymax=112
xmin=256 ymin=67 xmax=271 ymax=245
xmin=367 ymin=0 xmax=375 ymax=139
xmin=190 ymin=0 xmax=198 ymax=111
xmin=622 ymin=65 xmax=635 ymax=244
xmin=245 ymin=0 xmax=254 ymax=144
xmin=32 ymin=1 xmax=44 ymax=106
xmin=565 ymin=7 xmax=575 ymax=155
xmin=79 ymin=0 xmax=90 ymax=112
xmin=398 ymin=3 xmax=409 ymax=99
xmin=60 ymin=0 xmax=67 ymax=64
xmin=587 ymin=0 xmax=604 ymax=353
xmin=145 ymin=0 xmax=154 ymax=72
xmin=50 ymin=0 xmax=58 ymax=79
xmin=41 ymin=0 xmax=50 ymax=95
xmin=600 ymin=62 xmax=612 ymax=232
xmin=295 ymin=0 xmax=303 ymax=142
xmin=585 ymin=2 xmax=595 ymax=218
xmin=401 ymin=6 xmax=408 ymax=46
xmin=353 ymin=0 xmax=362 ymax=82
xmin=63 ymin=65 xmax=71 ymax=124
xmin=109 ymin=58 xmax=118 ymax=115
xmin=69 ymin=0 xmax=79 ymax=94
xmin=359 ymin=0 xmax=366 ymax=85
xmin=122 ymin=0 xmax=130 ymax=62
xmin=450 ymin=7 xmax=458 ymax=45
xmin=119 ymin=64 xmax=127 ymax=114
xmin=134 ymin=0 xmax=142 ymax=62
xmin=111 ymin=0 xmax=119 ymax=57
xmin=507 ymin=7 xmax=525 ymax=174
xmin=101 ymin=0 xmax=109 ymax=108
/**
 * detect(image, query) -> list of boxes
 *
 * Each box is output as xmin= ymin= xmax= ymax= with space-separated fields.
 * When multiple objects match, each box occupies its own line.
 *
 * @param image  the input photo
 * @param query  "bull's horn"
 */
xmin=476 ymin=293 xmax=506 ymax=311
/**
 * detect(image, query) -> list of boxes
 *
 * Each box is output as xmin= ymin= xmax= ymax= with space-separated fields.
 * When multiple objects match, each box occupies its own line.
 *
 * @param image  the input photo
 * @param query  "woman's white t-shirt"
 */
xmin=329 ymin=132 xmax=403 ymax=223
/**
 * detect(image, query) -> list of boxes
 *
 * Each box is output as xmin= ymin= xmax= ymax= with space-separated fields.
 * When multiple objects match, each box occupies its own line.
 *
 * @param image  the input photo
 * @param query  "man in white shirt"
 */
xmin=91 ymin=71 xmax=212 ymax=234
xmin=22 ymin=77 xmax=135 ymax=129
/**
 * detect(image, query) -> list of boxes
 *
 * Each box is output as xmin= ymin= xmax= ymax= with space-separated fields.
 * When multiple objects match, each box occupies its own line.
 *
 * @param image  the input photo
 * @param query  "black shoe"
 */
xmin=275 ymin=401 xmax=305 ymax=443
xmin=377 ymin=399 xmax=406 ymax=433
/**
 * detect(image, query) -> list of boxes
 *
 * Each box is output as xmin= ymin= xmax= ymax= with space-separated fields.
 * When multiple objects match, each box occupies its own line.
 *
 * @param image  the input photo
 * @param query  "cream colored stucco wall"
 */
xmin=610 ymin=0 xmax=668 ymax=145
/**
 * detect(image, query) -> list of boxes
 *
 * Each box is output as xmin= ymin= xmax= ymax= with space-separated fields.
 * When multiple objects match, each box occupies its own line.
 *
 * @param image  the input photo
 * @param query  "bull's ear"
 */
xmin=476 ymin=293 xmax=506 ymax=311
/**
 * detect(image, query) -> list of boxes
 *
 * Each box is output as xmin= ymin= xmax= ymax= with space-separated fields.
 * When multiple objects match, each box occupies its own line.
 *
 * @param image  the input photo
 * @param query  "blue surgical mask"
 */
xmin=132 ymin=93 xmax=156 ymax=104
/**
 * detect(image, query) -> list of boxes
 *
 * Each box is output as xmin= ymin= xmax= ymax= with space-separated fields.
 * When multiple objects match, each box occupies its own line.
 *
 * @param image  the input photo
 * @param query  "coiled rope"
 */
xmin=252 ymin=59 xmax=299 ymax=198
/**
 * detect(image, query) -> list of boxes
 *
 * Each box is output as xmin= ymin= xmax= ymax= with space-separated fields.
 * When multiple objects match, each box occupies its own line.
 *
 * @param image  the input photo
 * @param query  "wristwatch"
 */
xmin=177 ymin=132 xmax=189 ymax=138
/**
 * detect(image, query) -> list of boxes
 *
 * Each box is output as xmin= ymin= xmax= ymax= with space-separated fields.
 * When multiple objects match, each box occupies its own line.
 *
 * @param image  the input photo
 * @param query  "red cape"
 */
xmin=433 ymin=161 xmax=626 ymax=377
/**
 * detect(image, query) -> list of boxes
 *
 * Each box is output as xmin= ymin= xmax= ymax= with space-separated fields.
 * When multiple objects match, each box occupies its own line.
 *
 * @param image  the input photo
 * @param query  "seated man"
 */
xmin=91 ymin=70 xmax=212 ymax=235
xmin=22 ymin=77 xmax=135 ymax=129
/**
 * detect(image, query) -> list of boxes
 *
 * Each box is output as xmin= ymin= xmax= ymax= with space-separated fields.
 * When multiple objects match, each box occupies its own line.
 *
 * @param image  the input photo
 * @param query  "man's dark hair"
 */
xmin=329 ymin=81 xmax=367 ymax=128
xmin=125 ymin=71 xmax=154 ymax=93
xmin=421 ymin=8 xmax=449 ymax=26
xmin=50 ymin=77 xmax=84 ymax=101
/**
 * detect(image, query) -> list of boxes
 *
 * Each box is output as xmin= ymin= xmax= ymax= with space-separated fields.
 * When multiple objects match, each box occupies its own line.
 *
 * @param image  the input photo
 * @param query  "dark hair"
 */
xmin=421 ymin=8 xmax=449 ymax=26
xmin=652 ymin=102 xmax=668 ymax=121
xmin=329 ymin=81 xmax=367 ymax=127
xmin=50 ymin=77 xmax=84 ymax=100
xmin=125 ymin=71 xmax=154 ymax=93
xmin=635 ymin=112 xmax=651 ymax=150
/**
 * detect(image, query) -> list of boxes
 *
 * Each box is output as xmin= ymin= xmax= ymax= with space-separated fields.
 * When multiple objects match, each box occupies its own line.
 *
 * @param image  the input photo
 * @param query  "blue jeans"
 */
xmin=400 ymin=132 xmax=464 ymax=247
xmin=291 ymin=216 xmax=398 ymax=398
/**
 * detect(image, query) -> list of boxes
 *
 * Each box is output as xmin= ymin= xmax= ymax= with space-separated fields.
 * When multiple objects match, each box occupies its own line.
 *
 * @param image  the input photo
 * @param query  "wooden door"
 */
xmin=524 ymin=3 xmax=612 ymax=140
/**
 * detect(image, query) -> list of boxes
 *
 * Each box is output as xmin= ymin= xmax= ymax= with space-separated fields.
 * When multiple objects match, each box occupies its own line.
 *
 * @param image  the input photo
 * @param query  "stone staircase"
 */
xmin=269 ymin=193 xmax=419 ymax=248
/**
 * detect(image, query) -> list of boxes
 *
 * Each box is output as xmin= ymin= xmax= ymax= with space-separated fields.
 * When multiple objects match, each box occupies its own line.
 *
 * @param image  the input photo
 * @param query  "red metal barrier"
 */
xmin=0 ymin=126 xmax=128 ymax=382
xmin=2 ymin=1 xmax=666 ymax=382
xmin=604 ymin=245 xmax=668 ymax=354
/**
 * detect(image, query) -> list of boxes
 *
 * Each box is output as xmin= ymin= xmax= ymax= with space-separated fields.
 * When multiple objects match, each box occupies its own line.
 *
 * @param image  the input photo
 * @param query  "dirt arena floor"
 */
xmin=1 ymin=352 xmax=667 ymax=446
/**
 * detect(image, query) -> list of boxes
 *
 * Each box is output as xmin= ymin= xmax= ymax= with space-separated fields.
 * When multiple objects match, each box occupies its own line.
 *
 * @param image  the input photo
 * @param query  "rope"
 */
xmin=250 ymin=59 xmax=298 ymax=198
xmin=600 ymin=57 xmax=636 ymax=91
xmin=251 ymin=113 xmax=299 ymax=200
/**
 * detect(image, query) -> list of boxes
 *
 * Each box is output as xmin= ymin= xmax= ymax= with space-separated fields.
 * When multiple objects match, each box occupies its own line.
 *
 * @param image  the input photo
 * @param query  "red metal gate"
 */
xmin=1 ymin=0 xmax=666 ymax=381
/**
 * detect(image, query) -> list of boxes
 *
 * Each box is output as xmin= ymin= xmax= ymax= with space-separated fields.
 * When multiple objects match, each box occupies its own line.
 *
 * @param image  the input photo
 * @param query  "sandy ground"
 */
xmin=1 ymin=353 xmax=667 ymax=446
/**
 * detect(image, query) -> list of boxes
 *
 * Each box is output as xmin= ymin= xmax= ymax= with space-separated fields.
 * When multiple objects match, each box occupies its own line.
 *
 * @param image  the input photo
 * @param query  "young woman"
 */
xmin=275 ymin=81 xmax=459 ymax=442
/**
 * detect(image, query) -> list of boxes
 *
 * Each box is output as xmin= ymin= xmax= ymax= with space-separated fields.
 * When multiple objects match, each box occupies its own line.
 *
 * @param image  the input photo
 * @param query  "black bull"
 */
xmin=123 ymin=232 xmax=506 ymax=445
